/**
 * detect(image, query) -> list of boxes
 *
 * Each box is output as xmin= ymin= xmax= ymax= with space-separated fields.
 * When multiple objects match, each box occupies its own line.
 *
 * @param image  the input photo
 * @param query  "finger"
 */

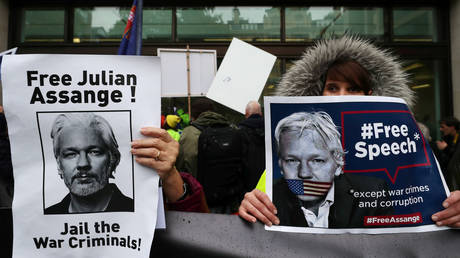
xmin=444 ymin=191 xmax=460 ymax=208
xmin=140 ymin=127 xmax=172 ymax=142
xmin=244 ymin=192 xmax=279 ymax=225
xmin=131 ymin=147 xmax=160 ymax=158
xmin=240 ymin=198 xmax=274 ymax=226
xmin=133 ymin=149 xmax=176 ymax=167
xmin=448 ymin=221 xmax=460 ymax=228
xmin=134 ymin=156 xmax=171 ymax=172
xmin=238 ymin=204 xmax=258 ymax=223
xmin=432 ymin=191 xmax=460 ymax=222
xmin=440 ymin=191 xmax=460 ymax=216
xmin=132 ymin=137 xmax=165 ymax=150
xmin=253 ymin=189 xmax=277 ymax=214
xmin=435 ymin=213 xmax=460 ymax=227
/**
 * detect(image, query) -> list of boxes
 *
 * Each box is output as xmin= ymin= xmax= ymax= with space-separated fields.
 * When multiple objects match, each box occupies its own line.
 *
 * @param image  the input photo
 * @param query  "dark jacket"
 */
xmin=273 ymin=174 xmax=393 ymax=228
xmin=239 ymin=114 xmax=265 ymax=192
xmin=446 ymin=140 xmax=460 ymax=191
xmin=438 ymin=133 xmax=460 ymax=173
xmin=45 ymin=183 xmax=134 ymax=214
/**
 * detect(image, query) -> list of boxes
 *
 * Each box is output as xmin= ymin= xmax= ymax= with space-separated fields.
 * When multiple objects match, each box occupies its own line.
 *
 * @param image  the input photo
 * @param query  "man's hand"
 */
xmin=238 ymin=189 xmax=280 ymax=226
xmin=432 ymin=190 xmax=460 ymax=227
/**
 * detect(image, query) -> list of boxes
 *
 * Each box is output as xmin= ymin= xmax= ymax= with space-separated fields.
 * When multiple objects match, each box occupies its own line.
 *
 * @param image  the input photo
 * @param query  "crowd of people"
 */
xmin=2 ymin=35 xmax=460 ymax=232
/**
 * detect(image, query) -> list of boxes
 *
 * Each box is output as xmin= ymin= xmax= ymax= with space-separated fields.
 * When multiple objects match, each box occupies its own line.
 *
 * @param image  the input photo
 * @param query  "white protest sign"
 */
xmin=155 ymin=187 xmax=166 ymax=229
xmin=206 ymin=38 xmax=276 ymax=114
xmin=158 ymin=48 xmax=216 ymax=97
xmin=0 ymin=47 xmax=18 ymax=56
xmin=0 ymin=47 xmax=18 ymax=90
xmin=1 ymin=54 xmax=161 ymax=258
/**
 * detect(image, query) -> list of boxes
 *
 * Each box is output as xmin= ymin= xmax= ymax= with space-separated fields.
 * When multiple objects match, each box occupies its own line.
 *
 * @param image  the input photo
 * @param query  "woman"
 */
xmin=238 ymin=35 xmax=460 ymax=228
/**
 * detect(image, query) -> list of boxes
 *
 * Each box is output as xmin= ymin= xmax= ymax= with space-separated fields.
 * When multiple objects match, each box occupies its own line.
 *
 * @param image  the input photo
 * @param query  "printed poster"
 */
xmin=264 ymin=96 xmax=450 ymax=234
xmin=1 ymin=54 xmax=161 ymax=257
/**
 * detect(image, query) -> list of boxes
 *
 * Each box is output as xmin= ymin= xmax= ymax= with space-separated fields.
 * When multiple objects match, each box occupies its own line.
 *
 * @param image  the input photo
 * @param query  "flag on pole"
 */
xmin=118 ymin=0 xmax=143 ymax=55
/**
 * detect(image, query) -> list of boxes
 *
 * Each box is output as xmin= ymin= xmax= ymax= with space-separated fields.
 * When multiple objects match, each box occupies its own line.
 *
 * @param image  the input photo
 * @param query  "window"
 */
xmin=20 ymin=9 xmax=65 ymax=42
xmin=143 ymin=8 xmax=172 ymax=41
xmin=74 ymin=7 xmax=128 ymax=43
xmin=260 ymin=59 xmax=282 ymax=100
xmin=176 ymin=7 xmax=280 ymax=42
xmin=73 ymin=7 xmax=172 ymax=43
xmin=285 ymin=7 xmax=384 ymax=41
xmin=393 ymin=8 xmax=437 ymax=42
xmin=404 ymin=60 xmax=445 ymax=140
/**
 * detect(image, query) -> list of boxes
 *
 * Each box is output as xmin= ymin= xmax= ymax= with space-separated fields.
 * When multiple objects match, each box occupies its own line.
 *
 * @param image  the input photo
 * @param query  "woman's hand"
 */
xmin=238 ymin=189 xmax=280 ymax=226
xmin=432 ymin=190 xmax=460 ymax=228
xmin=131 ymin=127 xmax=184 ymax=202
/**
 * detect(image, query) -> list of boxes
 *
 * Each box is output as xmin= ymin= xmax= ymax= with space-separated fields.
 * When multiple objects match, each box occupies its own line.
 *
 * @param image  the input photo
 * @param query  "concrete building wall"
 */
xmin=451 ymin=0 xmax=460 ymax=118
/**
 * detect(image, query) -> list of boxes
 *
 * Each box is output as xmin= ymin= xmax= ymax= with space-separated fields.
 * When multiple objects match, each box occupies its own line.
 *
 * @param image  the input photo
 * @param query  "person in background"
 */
xmin=239 ymin=101 xmax=265 ymax=192
xmin=176 ymin=98 xmax=229 ymax=178
xmin=436 ymin=117 xmax=460 ymax=191
xmin=436 ymin=117 xmax=460 ymax=172
xmin=176 ymin=108 xmax=190 ymax=129
xmin=238 ymin=35 xmax=460 ymax=228
xmin=163 ymin=114 xmax=182 ymax=141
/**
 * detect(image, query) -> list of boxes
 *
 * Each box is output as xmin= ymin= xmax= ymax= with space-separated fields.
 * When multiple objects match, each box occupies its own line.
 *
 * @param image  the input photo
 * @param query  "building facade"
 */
xmin=0 ymin=0 xmax=458 ymax=140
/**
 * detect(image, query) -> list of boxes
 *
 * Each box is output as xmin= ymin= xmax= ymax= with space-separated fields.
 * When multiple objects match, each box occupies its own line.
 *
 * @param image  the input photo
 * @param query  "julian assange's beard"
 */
xmin=67 ymin=172 xmax=108 ymax=197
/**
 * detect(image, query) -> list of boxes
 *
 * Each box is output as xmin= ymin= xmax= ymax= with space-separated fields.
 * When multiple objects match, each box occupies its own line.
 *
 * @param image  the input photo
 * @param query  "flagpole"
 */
xmin=186 ymin=45 xmax=192 ymax=118
xmin=135 ymin=0 xmax=143 ymax=55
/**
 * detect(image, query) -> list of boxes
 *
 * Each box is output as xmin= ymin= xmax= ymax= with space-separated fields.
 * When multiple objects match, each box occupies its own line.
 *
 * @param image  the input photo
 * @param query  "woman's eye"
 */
xmin=325 ymin=85 xmax=337 ymax=91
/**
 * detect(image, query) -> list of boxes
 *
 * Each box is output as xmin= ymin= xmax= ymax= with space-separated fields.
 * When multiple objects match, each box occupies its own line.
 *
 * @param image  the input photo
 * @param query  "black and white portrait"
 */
xmin=272 ymin=111 xmax=392 ymax=228
xmin=41 ymin=112 xmax=134 ymax=214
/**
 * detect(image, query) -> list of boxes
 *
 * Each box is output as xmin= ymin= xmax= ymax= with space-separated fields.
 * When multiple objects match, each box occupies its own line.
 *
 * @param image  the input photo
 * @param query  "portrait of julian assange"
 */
xmin=272 ymin=111 xmax=392 ymax=228
xmin=44 ymin=112 xmax=134 ymax=214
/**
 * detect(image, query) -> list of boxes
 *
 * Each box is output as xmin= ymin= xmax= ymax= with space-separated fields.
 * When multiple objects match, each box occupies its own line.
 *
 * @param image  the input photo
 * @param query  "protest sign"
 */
xmin=264 ymin=96 xmax=450 ymax=234
xmin=0 ymin=47 xmax=18 ymax=100
xmin=157 ymin=48 xmax=216 ymax=97
xmin=206 ymin=38 xmax=276 ymax=114
xmin=1 ymin=54 xmax=161 ymax=257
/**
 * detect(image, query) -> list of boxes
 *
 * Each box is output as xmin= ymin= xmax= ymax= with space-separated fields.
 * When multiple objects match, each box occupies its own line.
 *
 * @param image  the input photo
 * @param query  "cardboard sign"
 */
xmin=207 ymin=38 xmax=276 ymax=114
xmin=158 ymin=48 xmax=216 ymax=97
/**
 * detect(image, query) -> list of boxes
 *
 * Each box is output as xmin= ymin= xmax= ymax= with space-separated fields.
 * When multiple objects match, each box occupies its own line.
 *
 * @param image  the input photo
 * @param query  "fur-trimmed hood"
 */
xmin=275 ymin=35 xmax=415 ymax=109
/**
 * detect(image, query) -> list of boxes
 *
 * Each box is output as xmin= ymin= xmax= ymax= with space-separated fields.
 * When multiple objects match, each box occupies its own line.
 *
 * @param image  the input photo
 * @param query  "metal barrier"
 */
xmin=152 ymin=211 xmax=460 ymax=258
xmin=2 ymin=209 xmax=460 ymax=257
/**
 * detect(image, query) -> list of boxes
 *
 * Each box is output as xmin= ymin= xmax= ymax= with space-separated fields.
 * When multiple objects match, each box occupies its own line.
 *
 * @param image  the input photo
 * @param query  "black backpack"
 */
xmin=195 ymin=124 xmax=245 ymax=206
xmin=240 ymin=126 xmax=265 ymax=192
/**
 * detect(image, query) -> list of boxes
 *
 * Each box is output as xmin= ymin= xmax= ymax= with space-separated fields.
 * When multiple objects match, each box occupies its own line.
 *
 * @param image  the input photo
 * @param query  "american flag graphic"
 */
xmin=286 ymin=179 xmax=332 ymax=196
